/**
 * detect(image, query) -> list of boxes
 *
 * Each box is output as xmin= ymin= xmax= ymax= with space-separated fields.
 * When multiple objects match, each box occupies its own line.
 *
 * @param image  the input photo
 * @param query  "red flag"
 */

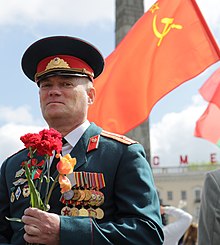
xmin=194 ymin=103 xmax=220 ymax=147
xmin=199 ymin=67 xmax=220 ymax=108
xmin=88 ymin=0 xmax=220 ymax=134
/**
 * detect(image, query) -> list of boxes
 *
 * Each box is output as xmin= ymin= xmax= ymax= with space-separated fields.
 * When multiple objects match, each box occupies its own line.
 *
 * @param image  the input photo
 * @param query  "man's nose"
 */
xmin=48 ymin=87 xmax=62 ymax=96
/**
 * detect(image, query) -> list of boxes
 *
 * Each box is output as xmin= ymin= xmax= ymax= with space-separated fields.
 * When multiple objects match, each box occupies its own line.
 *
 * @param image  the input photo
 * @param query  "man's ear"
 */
xmin=87 ymin=87 xmax=96 ymax=105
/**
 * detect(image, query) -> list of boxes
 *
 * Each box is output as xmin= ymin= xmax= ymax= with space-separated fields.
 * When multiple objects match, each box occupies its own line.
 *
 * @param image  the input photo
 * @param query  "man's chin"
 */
xmin=43 ymin=112 xmax=65 ymax=122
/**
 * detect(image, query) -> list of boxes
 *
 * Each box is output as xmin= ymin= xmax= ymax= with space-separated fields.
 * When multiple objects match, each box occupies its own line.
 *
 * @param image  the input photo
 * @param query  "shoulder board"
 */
xmin=101 ymin=130 xmax=138 ymax=145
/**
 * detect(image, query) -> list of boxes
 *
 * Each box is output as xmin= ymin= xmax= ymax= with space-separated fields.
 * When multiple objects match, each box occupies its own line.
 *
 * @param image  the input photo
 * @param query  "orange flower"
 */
xmin=56 ymin=154 xmax=76 ymax=175
xmin=58 ymin=175 xmax=72 ymax=193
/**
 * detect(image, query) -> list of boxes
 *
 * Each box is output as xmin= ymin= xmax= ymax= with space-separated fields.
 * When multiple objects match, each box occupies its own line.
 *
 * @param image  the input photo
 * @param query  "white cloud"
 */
xmin=197 ymin=0 xmax=220 ymax=28
xmin=2 ymin=0 xmax=218 ymax=32
xmin=0 ymin=106 xmax=46 ymax=164
xmin=0 ymin=123 xmax=44 ymax=163
xmin=0 ymin=105 xmax=39 ymax=124
xmin=150 ymin=95 xmax=220 ymax=167
xmin=0 ymin=0 xmax=114 ymax=27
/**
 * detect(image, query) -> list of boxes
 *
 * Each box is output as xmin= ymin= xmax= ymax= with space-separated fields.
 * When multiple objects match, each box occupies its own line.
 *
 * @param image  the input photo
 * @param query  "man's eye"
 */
xmin=40 ymin=83 xmax=51 ymax=88
xmin=63 ymin=82 xmax=73 ymax=87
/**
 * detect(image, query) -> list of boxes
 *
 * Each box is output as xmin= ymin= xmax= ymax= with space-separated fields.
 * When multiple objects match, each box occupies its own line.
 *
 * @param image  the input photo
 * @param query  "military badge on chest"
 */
xmin=10 ymin=166 xmax=43 ymax=203
xmin=60 ymin=171 xmax=105 ymax=219
xmin=10 ymin=168 xmax=29 ymax=203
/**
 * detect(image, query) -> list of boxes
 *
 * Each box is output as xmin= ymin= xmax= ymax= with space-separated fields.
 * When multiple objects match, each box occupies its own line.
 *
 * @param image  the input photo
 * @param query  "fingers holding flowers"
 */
xmin=22 ymin=207 xmax=60 ymax=245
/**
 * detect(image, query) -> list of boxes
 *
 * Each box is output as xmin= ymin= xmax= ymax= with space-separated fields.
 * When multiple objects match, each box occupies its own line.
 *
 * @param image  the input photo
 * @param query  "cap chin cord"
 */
xmin=35 ymin=70 xmax=94 ymax=85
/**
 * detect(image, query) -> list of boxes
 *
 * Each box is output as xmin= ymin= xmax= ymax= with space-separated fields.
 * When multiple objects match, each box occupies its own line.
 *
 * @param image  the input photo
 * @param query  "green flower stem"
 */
xmin=45 ymin=174 xmax=59 ymax=206
xmin=44 ymin=156 xmax=51 ymax=207
xmin=24 ymin=162 xmax=46 ymax=211
xmin=37 ymin=159 xmax=48 ymax=193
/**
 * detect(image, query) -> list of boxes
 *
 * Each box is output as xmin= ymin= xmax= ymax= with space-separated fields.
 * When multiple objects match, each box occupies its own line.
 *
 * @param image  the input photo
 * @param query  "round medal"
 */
xmin=78 ymin=207 xmax=89 ymax=217
xmin=96 ymin=191 xmax=105 ymax=206
xmin=71 ymin=207 xmax=79 ymax=216
xmin=61 ymin=206 xmax=72 ymax=216
xmin=88 ymin=207 xmax=97 ymax=218
xmin=78 ymin=190 xmax=86 ymax=202
xmin=84 ymin=189 xmax=92 ymax=201
xmin=63 ymin=189 xmax=74 ymax=200
xmin=95 ymin=207 xmax=104 ymax=219
xmin=72 ymin=189 xmax=81 ymax=201
xmin=88 ymin=190 xmax=97 ymax=206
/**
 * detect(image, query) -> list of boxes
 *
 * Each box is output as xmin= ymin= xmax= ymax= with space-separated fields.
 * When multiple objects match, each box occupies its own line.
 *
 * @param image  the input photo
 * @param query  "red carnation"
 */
xmin=20 ymin=133 xmax=41 ymax=150
xmin=20 ymin=128 xmax=62 ymax=156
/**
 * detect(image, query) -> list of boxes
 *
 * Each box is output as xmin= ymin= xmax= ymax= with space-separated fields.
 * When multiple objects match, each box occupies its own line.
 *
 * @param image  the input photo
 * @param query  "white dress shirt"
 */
xmin=49 ymin=120 xmax=90 ymax=166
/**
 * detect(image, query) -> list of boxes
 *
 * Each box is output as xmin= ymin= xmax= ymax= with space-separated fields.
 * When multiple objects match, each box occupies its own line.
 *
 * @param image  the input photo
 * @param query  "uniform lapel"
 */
xmin=47 ymin=123 xmax=102 ymax=194
xmin=71 ymin=123 xmax=102 ymax=171
xmin=69 ymin=137 xmax=87 ymax=171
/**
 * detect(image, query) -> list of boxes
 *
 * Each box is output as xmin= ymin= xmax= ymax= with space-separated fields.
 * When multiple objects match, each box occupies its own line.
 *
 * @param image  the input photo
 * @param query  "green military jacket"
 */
xmin=0 ymin=123 xmax=163 ymax=244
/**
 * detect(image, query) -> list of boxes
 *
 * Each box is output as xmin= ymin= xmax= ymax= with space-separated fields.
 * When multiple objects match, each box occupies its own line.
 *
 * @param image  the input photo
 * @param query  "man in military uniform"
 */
xmin=0 ymin=36 xmax=163 ymax=244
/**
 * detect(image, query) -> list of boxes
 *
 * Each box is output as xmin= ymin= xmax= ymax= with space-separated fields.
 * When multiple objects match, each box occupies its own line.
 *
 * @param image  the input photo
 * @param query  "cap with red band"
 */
xmin=21 ymin=36 xmax=105 ymax=83
xmin=35 ymin=55 xmax=95 ymax=82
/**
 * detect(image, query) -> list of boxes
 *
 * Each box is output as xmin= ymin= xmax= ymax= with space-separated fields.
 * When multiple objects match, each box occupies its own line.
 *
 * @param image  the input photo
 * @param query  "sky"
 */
xmin=0 ymin=0 xmax=220 ymax=167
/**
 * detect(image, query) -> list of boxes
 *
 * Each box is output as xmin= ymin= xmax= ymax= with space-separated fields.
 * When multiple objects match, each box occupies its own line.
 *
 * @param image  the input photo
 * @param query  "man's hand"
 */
xmin=22 ymin=207 xmax=60 ymax=245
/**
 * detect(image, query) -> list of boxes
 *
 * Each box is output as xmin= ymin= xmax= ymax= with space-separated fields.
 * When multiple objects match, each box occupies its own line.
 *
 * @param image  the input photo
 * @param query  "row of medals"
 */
xmin=11 ymin=168 xmax=105 ymax=220
xmin=60 ymin=172 xmax=105 ymax=219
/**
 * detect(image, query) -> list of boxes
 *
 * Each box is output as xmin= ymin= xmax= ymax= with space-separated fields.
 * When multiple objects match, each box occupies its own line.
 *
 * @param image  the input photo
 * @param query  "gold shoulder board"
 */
xmin=101 ymin=130 xmax=138 ymax=145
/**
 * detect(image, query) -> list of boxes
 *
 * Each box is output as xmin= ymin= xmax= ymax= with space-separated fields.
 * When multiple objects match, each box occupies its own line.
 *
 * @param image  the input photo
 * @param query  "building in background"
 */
xmin=153 ymin=164 xmax=220 ymax=222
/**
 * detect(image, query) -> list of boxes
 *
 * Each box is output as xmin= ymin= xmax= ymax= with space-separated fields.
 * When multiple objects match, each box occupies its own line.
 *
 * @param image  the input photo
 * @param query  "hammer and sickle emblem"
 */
xmin=153 ymin=15 xmax=183 ymax=46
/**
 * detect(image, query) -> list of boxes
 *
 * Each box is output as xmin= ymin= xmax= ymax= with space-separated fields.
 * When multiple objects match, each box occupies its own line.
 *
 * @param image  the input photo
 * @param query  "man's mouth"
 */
xmin=47 ymin=101 xmax=64 ymax=105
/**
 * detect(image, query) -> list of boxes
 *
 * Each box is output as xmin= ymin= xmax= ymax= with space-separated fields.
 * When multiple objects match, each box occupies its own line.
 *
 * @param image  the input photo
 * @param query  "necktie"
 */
xmin=50 ymin=138 xmax=67 ymax=175
xmin=62 ymin=137 xmax=67 ymax=145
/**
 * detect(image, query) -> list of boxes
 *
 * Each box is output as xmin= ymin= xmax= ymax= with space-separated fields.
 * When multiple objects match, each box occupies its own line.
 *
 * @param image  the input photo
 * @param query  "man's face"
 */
xmin=39 ymin=75 xmax=94 ymax=126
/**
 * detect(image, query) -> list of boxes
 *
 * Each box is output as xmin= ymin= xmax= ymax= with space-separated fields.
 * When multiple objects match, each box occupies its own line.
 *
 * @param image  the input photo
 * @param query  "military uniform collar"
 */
xmin=64 ymin=120 xmax=90 ymax=148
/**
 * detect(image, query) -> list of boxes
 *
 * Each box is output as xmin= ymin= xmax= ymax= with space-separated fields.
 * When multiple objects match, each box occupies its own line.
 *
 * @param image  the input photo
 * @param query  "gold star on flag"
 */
xmin=149 ymin=3 xmax=159 ymax=13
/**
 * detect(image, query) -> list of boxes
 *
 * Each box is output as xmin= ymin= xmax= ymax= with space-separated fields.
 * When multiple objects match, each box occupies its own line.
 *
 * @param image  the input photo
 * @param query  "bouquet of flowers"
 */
xmin=8 ymin=128 xmax=76 ymax=216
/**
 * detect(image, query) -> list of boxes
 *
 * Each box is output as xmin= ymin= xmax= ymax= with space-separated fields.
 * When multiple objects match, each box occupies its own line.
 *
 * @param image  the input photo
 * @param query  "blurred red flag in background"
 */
xmin=88 ymin=0 xmax=220 ymax=134
xmin=195 ymin=67 xmax=220 ymax=146
xmin=199 ymin=67 xmax=220 ymax=107
xmin=194 ymin=102 xmax=220 ymax=147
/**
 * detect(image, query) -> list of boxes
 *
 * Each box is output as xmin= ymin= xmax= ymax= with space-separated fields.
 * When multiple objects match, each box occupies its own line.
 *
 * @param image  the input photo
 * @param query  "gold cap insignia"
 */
xmin=45 ymin=57 xmax=70 ymax=71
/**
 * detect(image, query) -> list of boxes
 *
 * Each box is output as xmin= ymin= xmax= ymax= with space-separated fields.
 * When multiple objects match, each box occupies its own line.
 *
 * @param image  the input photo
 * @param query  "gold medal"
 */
xmin=71 ymin=207 xmax=79 ymax=216
xmin=78 ymin=190 xmax=86 ymax=202
xmin=84 ymin=189 xmax=92 ymax=201
xmin=95 ymin=207 xmax=104 ymax=219
xmin=78 ymin=207 xmax=89 ymax=216
xmin=88 ymin=190 xmax=97 ymax=206
xmin=96 ymin=191 xmax=105 ymax=206
xmin=72 ymin=189 xmax=81 ymax=201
